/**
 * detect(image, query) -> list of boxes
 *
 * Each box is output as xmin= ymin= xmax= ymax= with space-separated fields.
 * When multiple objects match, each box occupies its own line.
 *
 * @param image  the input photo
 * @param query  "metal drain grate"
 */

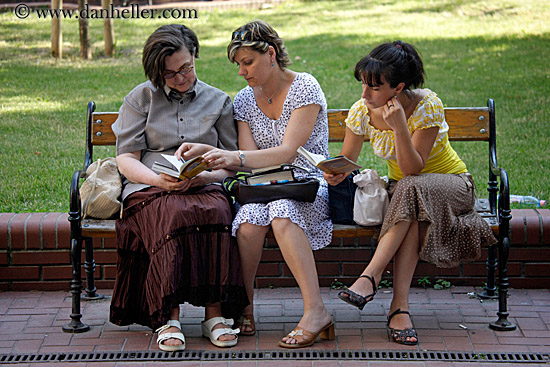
xmin=1 ymin=350 xmax=549 ymax=364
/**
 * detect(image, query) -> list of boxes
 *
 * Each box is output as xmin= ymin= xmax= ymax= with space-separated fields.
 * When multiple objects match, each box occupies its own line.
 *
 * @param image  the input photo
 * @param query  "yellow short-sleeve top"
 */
xmin=345 ymin=90 xmax=467 ymax=181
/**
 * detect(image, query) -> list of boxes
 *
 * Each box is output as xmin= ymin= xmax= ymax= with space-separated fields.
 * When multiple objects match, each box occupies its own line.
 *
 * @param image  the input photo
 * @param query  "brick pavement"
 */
xmin=1 ymin=286 xmax=549 ymax=366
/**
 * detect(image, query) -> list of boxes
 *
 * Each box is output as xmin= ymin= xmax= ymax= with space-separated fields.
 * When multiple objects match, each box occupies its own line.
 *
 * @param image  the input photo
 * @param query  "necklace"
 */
xmin=259 ymin=78 xmax=283 ymax=104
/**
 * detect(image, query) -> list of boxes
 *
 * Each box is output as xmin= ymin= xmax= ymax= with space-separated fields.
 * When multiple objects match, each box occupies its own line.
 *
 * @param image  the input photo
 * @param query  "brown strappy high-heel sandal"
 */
xmin=337 ymin=274 xmax=377 ymax=310
xmin=387 ymin=309 xmax=418 ymax=345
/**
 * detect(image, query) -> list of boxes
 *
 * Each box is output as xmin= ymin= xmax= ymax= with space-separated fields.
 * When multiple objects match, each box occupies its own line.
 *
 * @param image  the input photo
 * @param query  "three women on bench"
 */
xmin=111 ymin=21 xmax=497 ymax=350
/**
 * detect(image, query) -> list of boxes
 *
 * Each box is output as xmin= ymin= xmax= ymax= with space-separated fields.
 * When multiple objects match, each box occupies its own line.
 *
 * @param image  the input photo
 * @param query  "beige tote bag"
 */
xmin=80 ymin=158 xmax=122 ymax=219
xmin=353 ymin=169 xmax=389 ymax=226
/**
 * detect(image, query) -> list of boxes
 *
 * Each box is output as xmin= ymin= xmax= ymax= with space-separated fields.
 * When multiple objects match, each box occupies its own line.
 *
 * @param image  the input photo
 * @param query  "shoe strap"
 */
xmin=155 ymin=319 xmax=181 ymax=333
xmin=202 ymin=316 xmax=235 ymax=331
xmin=209 ymin=326 xmax=240 ymax=341
xmin=387 ymin=308 xmax=411 ymax=325
xmin=359 ymin=274 xmax=377 ymax=295
xmin=238 ymin=315 xmax=252 ymax=326
xmin=157 ymin=331 xmax=185 ymax=344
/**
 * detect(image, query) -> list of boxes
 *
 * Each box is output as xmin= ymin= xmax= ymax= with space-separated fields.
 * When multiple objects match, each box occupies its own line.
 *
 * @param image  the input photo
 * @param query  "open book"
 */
xmin=297 ymin=146 xmax=361 ymax=174
xmin=152 ymin=154 xmax=208 ymax=180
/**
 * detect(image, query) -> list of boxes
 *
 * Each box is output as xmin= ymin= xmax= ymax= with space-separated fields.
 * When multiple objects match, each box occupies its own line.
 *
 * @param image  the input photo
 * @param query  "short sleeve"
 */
xmin=409 ymin=92 xmax=446 ymax=131
xmin=112 ymin=86 xmax=152 ymax=155
xmin=345 ymin=99 xmax=370 ymax=137
xmin=290 ymin=74 xmax=327 ymax=112
xmin=233 ymin=87 xmax=253 ymax=124
xmin=215 ymin=96 xmax=238 ymax=150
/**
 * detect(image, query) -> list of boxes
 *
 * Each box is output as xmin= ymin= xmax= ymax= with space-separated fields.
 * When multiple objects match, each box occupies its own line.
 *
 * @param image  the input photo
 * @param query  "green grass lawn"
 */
xmin=0 ymin=0 xmax=549 ymax=212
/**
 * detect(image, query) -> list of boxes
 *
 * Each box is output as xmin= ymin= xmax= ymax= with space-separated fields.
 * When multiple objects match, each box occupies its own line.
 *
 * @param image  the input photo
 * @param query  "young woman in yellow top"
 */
xmin=324 ymin=41 xmax=496 ymax=345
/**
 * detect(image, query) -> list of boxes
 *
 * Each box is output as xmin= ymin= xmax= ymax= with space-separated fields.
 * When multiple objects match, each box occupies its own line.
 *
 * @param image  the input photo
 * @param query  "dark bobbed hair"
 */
xmin=227 ymin=20 xmax=290 ymax=69
xmin=142 ymin=24 xmax=199 ymax=89
xmin=354 ymin=40 xmax=425 ymax=92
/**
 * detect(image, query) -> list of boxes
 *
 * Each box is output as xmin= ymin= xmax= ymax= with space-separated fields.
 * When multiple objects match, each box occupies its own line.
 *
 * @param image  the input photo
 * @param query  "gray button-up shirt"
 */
xmin=112 ymin=79 xmax=237 ymax=199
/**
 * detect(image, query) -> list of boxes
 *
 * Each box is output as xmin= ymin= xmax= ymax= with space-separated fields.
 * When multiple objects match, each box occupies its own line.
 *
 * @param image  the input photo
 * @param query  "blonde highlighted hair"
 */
xmin=227 ymin=20 xmax=290 ymax=68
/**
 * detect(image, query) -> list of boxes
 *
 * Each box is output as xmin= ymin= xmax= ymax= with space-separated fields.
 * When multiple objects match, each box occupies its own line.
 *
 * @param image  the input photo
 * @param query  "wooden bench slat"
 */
xmin=82 ymin=203 xmax=498 ymax=238
xmin=91 ymin=113 xmax=118 ymax=146
xmin=93 ymin=107 xmax=491 ymax=146
xmin=81 ymin=219 xmax=116 ymax=238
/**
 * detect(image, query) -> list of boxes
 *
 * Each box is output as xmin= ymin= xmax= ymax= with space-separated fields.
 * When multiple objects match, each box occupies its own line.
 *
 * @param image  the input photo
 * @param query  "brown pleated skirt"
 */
xmin=381 ymin=173 xmax=497 ymax=268
xmin=109 ymin=185 xmax=248 ymax=330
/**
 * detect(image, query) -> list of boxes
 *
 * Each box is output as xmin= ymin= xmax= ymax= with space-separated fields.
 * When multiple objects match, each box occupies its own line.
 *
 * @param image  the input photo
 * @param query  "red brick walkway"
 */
xmin=1 ymin=286 xmax=549 ymax=366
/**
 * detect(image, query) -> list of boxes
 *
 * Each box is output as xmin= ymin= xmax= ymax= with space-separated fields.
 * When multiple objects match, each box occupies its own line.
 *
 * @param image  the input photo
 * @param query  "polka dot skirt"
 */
xmin=381 ymin=173 xmax=497 ymax=268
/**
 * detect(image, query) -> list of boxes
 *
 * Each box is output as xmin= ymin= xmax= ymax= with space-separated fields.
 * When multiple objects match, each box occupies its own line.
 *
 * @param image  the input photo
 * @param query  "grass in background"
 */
xmin=0 ymin=0 xmax=549 ymax=212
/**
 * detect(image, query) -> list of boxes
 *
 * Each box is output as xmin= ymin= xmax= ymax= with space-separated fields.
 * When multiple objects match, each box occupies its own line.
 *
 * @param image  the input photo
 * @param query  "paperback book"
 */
xmin=297 ymin=146 xmax=361 ymax=174
xmin=152 ymin=154 xmax=208 ymax=180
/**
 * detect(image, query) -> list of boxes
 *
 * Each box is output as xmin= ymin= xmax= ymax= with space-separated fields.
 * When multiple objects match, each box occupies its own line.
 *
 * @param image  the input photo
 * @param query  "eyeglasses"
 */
xmin=163 ymin=64 xmax=194 ymax=79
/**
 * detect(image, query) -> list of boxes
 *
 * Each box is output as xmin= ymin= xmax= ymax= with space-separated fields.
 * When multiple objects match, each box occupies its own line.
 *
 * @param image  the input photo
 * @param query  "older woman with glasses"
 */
xmin=201 ymin=20 xmax=334 ymax=349
xmin=109 ymin=24 xmax=248 ymax=351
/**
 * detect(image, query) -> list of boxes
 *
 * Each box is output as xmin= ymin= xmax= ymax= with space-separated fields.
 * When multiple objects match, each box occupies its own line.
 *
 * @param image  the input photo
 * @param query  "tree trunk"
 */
xmin=78 ymin=0 xmax=91 ymax=59
xmin=102 ymin=0 xmax=115 ymax=57
xmin=51 ymin=0 xmax=62 ymax=58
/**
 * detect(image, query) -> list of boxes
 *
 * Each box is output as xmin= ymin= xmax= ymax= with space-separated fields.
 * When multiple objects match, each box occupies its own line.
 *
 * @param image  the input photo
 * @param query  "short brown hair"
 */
xmin=227 ymin=20 xmax=290 ymax=69
xmin=142 ymin=24 xmax=199 ymax=89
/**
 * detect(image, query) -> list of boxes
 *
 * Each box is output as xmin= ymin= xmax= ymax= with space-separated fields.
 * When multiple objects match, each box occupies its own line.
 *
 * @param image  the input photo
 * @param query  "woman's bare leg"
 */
xmin=271 ymin=218 xmax=332 ymax=345
xmin=347 ymin=221 xmax=412 ymax=296
xmin=236 ymin=222 xmax=270 ymax=334
xmin=389 ymin=221 xmax=420 ymax=343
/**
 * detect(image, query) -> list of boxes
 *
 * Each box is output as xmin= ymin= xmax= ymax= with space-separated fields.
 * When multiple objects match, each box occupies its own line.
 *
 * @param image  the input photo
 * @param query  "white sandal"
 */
xmin=201 ymin=317 xmax=240 ymax=348
xmin=155 ymin=319 xmax=185 ymax=351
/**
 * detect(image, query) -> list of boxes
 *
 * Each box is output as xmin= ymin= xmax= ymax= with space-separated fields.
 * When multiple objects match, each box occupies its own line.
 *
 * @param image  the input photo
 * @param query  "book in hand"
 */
xmin=297 ymin=146 xmax=361 ymax=174
xmin=246 ymin=165 xmax=295 ymax=185
xmin=152 ymin=154 xmax=208 ymax=180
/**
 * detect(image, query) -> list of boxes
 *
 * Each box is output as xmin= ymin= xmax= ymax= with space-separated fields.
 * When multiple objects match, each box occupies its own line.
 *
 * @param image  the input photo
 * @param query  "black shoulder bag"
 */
xmin=222 ymin=164 xmax=319 ymax=205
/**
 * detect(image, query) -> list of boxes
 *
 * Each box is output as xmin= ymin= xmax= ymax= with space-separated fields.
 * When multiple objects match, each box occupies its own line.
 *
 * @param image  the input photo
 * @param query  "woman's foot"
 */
xmin=235 ymin=314 xmax=256 ymax=336
xmin=280 ymin=308 xmax=333 ymax=347
xmin=338 ymin=274 xmax=378 ymax=310
xmin=387 ymin=309 xmax=418 ymax=345
xmin=204 ymin=303 xmax=238 ymax=343
xmin=202 ymin=317 xmax=240 ymax=347
xmin=156 ymin=320 xmax=185 ymax=351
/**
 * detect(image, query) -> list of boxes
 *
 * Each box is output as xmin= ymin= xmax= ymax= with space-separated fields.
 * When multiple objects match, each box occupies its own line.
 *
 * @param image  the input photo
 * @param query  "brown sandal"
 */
xmin=278 ymin=321 xmax=335 ymax=349
xmin=234 ymin=314 xmax=256 ymax=336
xmin=338 ymin=274 xmax=377 ymax=310
xmin=387 ymin=309 xmax=418 ymax=345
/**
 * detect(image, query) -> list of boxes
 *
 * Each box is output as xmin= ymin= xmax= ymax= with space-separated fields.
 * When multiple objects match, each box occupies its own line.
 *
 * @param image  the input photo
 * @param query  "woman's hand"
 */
xmin=203 ymin=148 xmax=240 ymax=170
xmin=324 ymin=172 xmax=348 ymax=186
xmin=382 ymin=95 xmax=407 ymax=133
xmin=152 ymin=173 xmax=193 ymax=192
xmin=175 ymin=142 xmax=214 ymax=161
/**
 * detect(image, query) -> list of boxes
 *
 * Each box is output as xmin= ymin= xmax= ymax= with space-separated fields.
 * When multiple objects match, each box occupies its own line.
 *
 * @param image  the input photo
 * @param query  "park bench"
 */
xmin=64 ymin=99 xmax=515 ymax=334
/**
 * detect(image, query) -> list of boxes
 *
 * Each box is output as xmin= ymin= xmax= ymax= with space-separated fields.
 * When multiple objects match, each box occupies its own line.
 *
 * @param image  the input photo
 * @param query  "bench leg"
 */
xmin=62 ymin=238 xmax=90 ymax=333
xmin=82 ymin=237 xmax=104 ymax=301
xmin=478 ymin=245 xmax=498 ymax=299
xmin=489 ymin=237 xmax=517 ymax=331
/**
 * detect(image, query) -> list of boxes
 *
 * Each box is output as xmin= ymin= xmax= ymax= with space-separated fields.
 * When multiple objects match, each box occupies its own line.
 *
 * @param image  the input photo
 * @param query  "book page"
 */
xmin=297 ymin=146 xmax=325 ymax=166
xmin=161 ymin=154 xmax=183 ymax=171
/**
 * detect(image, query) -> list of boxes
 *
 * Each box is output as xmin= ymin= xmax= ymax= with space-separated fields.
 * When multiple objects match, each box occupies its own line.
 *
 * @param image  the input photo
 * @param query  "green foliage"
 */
xmin=330 ymin=279 xmax=346 ymax=290
xmin=1 ymin=0 xmax=549 ymax=212
xmin=378 ymin=279 xmax=393 ymax=289
xmin=434 ymin=279 xmax=452 ymax=290
xmin=417 ymin=276 xmax=432 ymax=288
